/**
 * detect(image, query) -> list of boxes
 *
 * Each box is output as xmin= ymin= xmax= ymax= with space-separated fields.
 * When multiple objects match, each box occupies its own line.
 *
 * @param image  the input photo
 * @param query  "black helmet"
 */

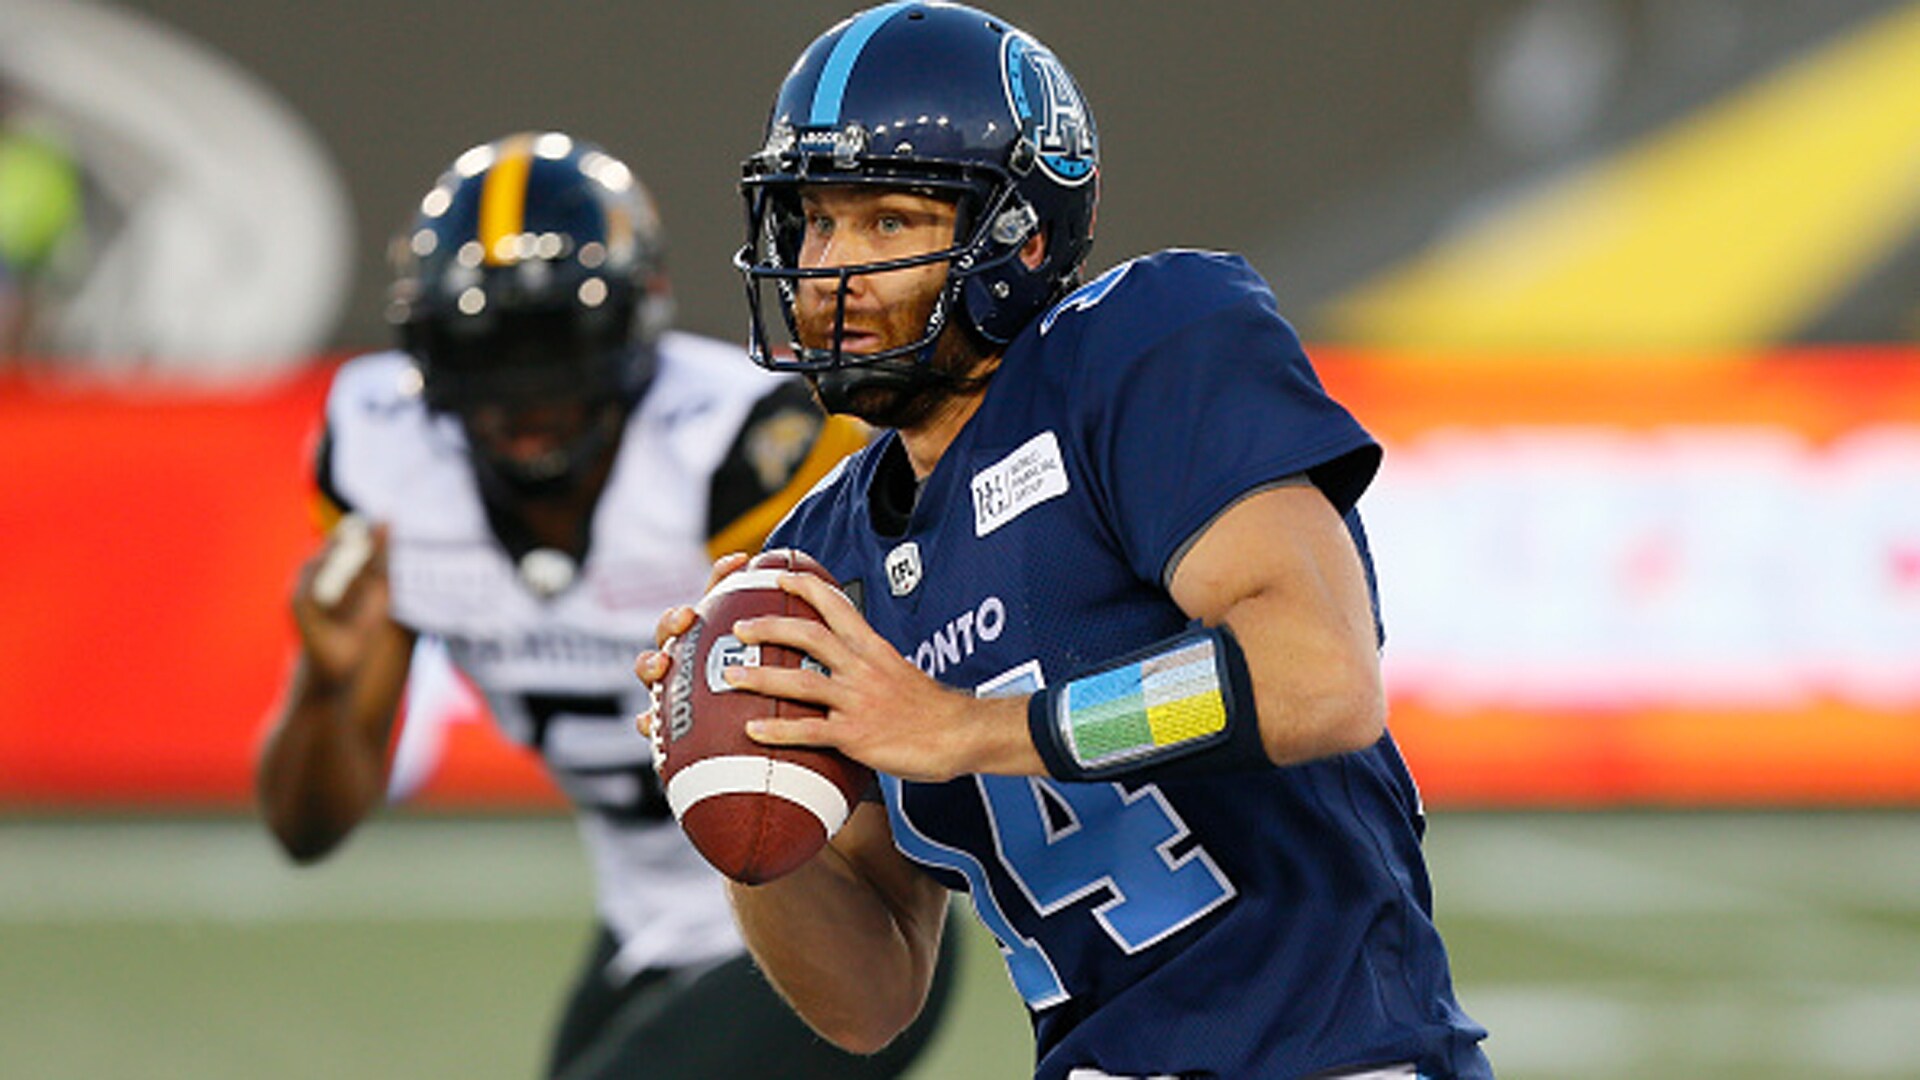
xmin=390 ymin=132 xmax=670 ymax=494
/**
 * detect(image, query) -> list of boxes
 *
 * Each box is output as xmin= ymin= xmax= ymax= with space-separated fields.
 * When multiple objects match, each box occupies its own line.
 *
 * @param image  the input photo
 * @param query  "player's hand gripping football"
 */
xmin=290 ymin=515 xmax=393 ymax=686
xmin=635 ymin=552 xmax=751 ymax=775
xmin=635 ymin=553 xmax=1007 ymax=785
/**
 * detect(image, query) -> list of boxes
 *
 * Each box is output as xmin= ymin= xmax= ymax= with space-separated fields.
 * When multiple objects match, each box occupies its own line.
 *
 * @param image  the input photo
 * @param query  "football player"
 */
xmin=256 ymin=132 xmax=953 ymax=1079
xmin=638 ymin=6 xmax=1495 ymax=1079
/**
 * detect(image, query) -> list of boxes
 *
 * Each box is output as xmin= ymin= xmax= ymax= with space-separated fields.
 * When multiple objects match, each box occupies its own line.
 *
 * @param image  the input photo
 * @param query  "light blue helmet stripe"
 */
xmin=809 ymin=2 xmax=913 ymax=126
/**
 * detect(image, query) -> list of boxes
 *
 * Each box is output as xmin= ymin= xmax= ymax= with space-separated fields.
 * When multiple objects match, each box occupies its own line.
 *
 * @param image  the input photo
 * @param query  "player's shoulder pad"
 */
xmin=1037 ymin=249 xmax=1280 ymax=350
xmin=1030 ymin=250 xmax=1304 ymax=416
xmin=317 ymin=349 xmax=444 ymax=517
xmin=638 ymin=332 xmax=787 ymax=461
xmin=324 ymin=349 xmax=431 ymax=429
xmin=708 ymin=380 xmax=823 ymax=518
xmin=650 ymin=330 xmax=771 ymax=403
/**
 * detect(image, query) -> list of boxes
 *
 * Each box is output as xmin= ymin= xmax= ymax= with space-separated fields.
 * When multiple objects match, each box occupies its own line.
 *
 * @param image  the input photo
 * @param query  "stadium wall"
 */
xmin=4 ymin=349 xmax=1916 ymax=811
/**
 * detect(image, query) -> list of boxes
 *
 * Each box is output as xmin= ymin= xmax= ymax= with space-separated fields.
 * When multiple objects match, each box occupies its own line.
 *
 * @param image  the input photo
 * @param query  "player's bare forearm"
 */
xmin=726 ymin=802 xmax=947 ymax=1054
xmin=1169 ymin=485 xmax=1386 ymax=764
xmin=256 ymin=620 xmax=414 ymax=862
xmin=257 ymin=521 xmax=415 ymax=861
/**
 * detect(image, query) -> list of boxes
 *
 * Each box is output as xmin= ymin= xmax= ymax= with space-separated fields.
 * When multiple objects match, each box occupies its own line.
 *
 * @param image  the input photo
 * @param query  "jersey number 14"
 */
xmin=883 ymin=661 xmax=1236 ymax=1009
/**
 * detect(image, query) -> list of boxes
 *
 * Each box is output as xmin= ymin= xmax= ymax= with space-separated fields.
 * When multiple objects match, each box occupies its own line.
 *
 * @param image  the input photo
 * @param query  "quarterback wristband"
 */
xmin=1027 ymin=624 xmax=1268 ymax=783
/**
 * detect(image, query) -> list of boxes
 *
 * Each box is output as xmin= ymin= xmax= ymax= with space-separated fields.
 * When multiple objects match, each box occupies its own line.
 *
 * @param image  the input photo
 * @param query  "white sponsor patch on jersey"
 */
xmin=971 ymin=430 xmax=1069 ymax=537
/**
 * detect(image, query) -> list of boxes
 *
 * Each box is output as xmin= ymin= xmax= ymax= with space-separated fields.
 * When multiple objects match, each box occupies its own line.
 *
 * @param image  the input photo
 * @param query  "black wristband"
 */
xmin=1027 ymin=623 xmax=1268 ymax=783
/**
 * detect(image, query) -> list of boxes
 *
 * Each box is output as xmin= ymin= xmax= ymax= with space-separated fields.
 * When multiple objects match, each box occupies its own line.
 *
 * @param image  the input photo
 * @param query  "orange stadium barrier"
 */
xmin=1 ymin=349 xmax=1916 ymax=811
xmin=1321 ymin=346 xmax=1920 ymax=806
xmin=0 ymin=363 xmax=557 ymax=812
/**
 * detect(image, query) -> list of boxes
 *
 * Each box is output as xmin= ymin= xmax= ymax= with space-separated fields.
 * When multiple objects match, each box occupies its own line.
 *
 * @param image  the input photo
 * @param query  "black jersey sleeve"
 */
xmin=704 ymin=379 xmax=869 ymax=559
xmin=309 ymin=418 xmax=358 ymax=532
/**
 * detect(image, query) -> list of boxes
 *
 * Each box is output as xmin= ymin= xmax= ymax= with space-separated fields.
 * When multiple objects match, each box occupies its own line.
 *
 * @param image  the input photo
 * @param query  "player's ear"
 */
xmin=1019 ymin=231 xmax=1046 ymax=271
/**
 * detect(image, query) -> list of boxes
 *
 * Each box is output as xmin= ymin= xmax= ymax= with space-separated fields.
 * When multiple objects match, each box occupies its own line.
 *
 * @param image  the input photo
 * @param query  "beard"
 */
xmin=794 ymin=283 xmax=995 ymax=430
xmin=810 ymin=326 xmax=994 ymax=428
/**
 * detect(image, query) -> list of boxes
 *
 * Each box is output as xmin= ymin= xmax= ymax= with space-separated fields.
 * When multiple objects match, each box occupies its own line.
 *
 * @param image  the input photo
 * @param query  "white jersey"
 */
xmin=318 ymin=330 xmax=848 ymax=977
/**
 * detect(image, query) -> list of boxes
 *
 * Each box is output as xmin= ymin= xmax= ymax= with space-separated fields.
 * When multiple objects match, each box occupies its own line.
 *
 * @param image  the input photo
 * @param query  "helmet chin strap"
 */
xmin=811 ymin=362 xmax=933 ymax=416
xmin=808 ymin=334 xmax=996 ymax=429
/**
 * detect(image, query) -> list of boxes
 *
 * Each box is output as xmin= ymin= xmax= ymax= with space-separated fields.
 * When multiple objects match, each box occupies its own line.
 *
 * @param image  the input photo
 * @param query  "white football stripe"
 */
xmin=665 ymin=756 xmax=852 ymax=836
xmin=694 ymin=567 xmax=851 ymax=619
xmin=696 ymin=570 xmax=789 ymax=615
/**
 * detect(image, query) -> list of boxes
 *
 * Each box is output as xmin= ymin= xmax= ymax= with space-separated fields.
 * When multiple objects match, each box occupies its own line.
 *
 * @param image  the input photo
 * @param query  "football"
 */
xmin=656 ymin=549 xmax=873 ymax=885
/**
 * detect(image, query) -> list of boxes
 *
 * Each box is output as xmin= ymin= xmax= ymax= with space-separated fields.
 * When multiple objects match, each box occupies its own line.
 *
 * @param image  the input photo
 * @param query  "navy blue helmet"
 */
xmin=388 ymin=132 xmax=670 ymax=493
xmin=737 ymin=2 xmax=1098 ymax=376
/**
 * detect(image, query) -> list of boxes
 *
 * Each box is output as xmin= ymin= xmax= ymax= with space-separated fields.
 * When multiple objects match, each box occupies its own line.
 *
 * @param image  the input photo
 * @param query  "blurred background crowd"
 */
xmin=7 ymin=0 xmax=1914 ymax=374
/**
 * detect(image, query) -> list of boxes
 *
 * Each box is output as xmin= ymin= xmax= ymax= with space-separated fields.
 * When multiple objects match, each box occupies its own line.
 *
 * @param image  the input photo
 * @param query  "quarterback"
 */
xmin=638 ymin=5 xmax=1495 ymax=1079
xmin=256 ymin=132 xmax=952 ymax=1079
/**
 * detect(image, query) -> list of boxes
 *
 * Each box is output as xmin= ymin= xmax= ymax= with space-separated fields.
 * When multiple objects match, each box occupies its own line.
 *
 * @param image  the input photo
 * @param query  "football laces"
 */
xmin=646 ymin=635 xmax=678 ymax=775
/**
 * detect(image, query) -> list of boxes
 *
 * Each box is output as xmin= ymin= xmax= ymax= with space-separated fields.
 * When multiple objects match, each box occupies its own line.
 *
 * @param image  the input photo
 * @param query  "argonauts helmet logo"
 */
xmin=1001 ymin=32 xmax=1097 ymax=187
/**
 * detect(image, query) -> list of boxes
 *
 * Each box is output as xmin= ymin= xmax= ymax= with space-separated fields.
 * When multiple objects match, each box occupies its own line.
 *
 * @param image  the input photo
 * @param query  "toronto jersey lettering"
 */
xmin=770 ymin=252 xmax=1493 ymax=1078
xmin=319 ymin=331 xmax=831 ymax=979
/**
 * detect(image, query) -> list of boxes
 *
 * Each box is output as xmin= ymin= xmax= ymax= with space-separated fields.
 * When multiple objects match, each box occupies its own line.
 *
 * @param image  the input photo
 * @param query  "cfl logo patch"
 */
xmin=885 ymin=541 xmax=923 ymax=597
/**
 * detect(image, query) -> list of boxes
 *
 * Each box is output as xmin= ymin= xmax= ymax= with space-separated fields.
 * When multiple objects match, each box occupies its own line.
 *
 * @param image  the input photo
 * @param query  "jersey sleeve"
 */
xmin=306 ymin=351 xmax=440 ymax=538
xmin=704 ymin=378 xmax=870 ymax=559
xmin=1066 ymin=253 xmax=1381 ymax=585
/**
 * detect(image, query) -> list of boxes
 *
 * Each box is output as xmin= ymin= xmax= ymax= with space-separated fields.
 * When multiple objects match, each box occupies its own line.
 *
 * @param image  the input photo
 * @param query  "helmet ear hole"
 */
xmin=637 ymin=286 xmax=675 ymax=346
xmin=963 ymin=267 xmax=1049 ymax=347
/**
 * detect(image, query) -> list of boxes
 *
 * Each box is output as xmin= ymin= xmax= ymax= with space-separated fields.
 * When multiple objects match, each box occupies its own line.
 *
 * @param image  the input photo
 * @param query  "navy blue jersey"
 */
xmin=769 ymin=251 xmax=1491 ymax=1079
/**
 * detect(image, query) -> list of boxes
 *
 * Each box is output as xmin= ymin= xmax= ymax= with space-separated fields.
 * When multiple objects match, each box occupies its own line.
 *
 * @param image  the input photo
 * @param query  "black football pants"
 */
xmin=547 ymin=914 xmax=962 ymax=1079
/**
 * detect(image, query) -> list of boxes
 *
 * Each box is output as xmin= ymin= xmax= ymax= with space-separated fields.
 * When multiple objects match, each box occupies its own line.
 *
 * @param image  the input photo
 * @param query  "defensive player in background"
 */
xmin=256 ymin=132 xmax=954 ymax=1079
xmin=637 ymin=6 xmax=1494 ymax=1079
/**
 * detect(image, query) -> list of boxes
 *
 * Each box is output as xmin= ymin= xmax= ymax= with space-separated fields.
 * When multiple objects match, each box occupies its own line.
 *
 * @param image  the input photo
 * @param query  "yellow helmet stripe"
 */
xmin=478 ymin=133 xmax=536 ymax=266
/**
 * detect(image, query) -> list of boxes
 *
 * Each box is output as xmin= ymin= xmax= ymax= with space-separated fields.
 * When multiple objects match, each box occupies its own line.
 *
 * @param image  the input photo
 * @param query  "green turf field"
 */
xmin=4 ymin=811 xmax=1917 ymax=1078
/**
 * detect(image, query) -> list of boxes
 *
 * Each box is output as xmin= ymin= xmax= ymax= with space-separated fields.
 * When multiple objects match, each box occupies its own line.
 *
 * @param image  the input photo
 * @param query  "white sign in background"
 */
xmin=1365 ymin=425 xmax=1920 ymax=710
